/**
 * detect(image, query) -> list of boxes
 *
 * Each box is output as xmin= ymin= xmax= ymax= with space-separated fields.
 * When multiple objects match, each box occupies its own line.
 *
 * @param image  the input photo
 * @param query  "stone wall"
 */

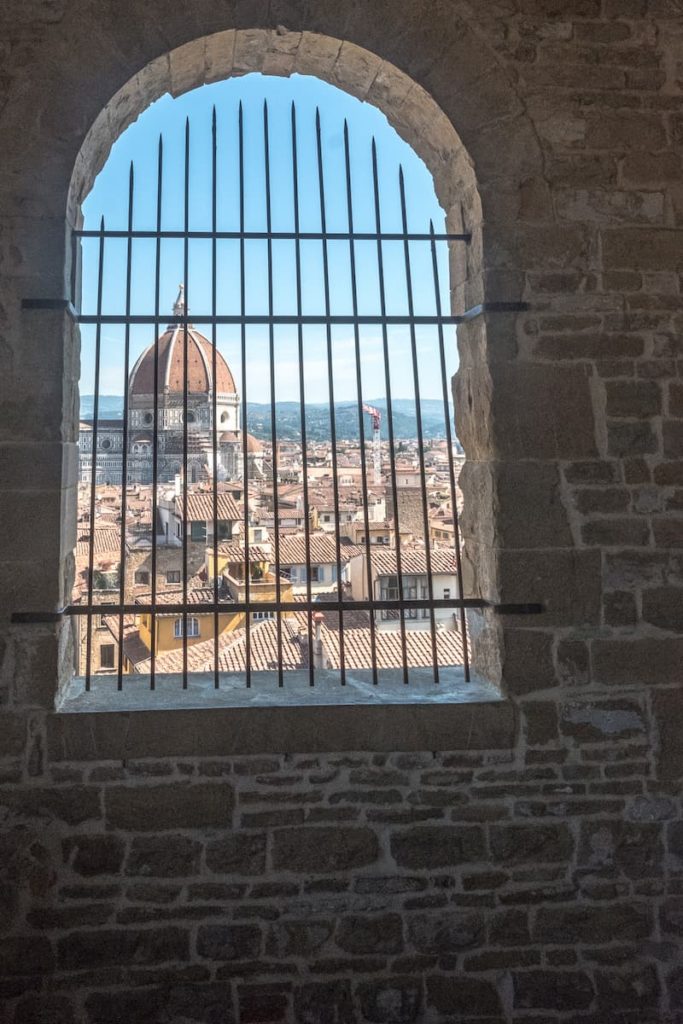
xmin=0 ymin=1 xmax=682 ymax=1021
xmin=2 ymin=711 xmax=680 ymax=1024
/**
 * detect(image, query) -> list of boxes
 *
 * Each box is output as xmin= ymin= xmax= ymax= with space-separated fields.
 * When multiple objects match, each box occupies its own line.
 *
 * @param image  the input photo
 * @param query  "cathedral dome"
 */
xmin=129 ymin=286 xmax=236 ymax=398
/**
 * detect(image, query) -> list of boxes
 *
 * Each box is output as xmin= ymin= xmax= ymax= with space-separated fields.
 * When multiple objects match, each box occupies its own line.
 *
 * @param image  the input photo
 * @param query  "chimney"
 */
xmin=312 ymin=612 xmax=325 ymax=670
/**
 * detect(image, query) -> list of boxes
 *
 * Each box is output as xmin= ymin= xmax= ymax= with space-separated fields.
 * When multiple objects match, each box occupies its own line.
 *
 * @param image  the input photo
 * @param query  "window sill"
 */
xmin=48 ymin=670 xmax=514 ymax=758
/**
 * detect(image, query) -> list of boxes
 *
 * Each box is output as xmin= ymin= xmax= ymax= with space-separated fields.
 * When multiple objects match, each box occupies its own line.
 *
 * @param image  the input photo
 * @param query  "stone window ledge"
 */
xmin=49 ymin=672 xmax=514 ymax=757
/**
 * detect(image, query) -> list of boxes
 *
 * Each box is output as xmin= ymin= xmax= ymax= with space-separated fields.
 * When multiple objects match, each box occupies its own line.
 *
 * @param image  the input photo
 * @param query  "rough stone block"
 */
xmin=642 ymin=587 xmax=683 ymax=632
xmin=498 ymin=550 xmax=602 ymax=627
xmin=592 ymin=638 xmax=683 ymax=686
xmin=206 ymin=833 xmax=266 ymax=876
xmin=513 ymin=970 xmax=594 ymax=1010
xmin=426 ymin=975 xmax=501 ymax=1015
xmin=653 ymin=689 xmax=683 ymax=782
xmin=489 ymin=363 xmax=597 ymax=460
xmin=0 ymin=935 xmax=54 ymax=976
xmin=560 ymin=699 xmax=645 ymax=742
xmin=534 ymin=902 xmax=652 ymax=944
xmin=356 ymin=977 xmax=422 ymax=1024
xmin=293 ymin=981 xmax=353 ymax=1024
xmin=0 ymin=786 xmax=101 ymax=826
xmin=197 ymin=924 xmax=262 ymax=961
xmin=523 ymin=701 xmax=558 ymax=745
xmin=336 ymin=914 xmax=403 ymax=955
xmin=595 ymin=965 xmax=660 ymax=1011
xmin=272 ymin=827 xmax=379 ymax=873
xmin=63 ymin=834 xmax=125 ymax=877
xmin=268 ymin=919 xmax=333 ymax=958
xmin=125 ymin=835 xmax=202 ymax=877
xmin=105 ymin=784 xmax=233 ymax=831
xmin=602 ymin=228 xmax=683 ymax=269
xmin=490 ymin=824 xmax=574 ymax=864
xmin=57 ymin=926 xmax=188 ymax=970
xmin=407 ymin=911 xmax=484 ymax=952
xmin=578 ymin=820 xmax=663 ymax=878
xmin=391 ymin=826 xmax=485 ymax=868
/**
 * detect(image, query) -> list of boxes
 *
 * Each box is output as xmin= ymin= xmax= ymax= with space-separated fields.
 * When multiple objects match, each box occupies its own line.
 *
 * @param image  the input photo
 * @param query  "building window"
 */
xmin=191 ymin=522 xmax=207 ymax=542
xmin=217 ymin=521 xmax=233 ymax=541
xmin=135 ymin=570 xmax=150 ymax=585
xmin=64 ymin=66 xmax=536 ymax=704
xmin=99 ymin=644 xmax=115 ymax=669
xmin=174 ymin=617 xmax=200 ymax=639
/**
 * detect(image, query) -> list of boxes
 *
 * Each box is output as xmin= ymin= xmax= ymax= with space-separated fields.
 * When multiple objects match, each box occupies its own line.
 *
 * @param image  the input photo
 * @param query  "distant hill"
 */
xmin=80 ymin=396 xmax=457 ymax=442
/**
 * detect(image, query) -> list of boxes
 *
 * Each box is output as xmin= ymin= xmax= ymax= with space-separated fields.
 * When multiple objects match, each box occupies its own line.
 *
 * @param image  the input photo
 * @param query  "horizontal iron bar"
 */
xmin=75 ymin=313 xmax=470 ymax=326
xmin=462 ymin=301 xmax=531 ymax=317
xmin=22 ymin=298 xmax=78 ymax=317
xmin=73 ymin=229 xmax=472 ymax=242
xmin=12 ymin=600 xmax=544 ymax=622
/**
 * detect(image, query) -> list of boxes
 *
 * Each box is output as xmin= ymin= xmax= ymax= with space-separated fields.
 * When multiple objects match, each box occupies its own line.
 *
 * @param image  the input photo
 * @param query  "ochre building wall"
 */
xmin=0 ymin=1 xmax=682 ymax=1022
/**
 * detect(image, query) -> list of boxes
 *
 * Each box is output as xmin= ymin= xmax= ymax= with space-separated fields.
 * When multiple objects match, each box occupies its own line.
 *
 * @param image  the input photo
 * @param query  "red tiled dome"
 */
xmin=129 ymin=325 xmax=236 ymax=398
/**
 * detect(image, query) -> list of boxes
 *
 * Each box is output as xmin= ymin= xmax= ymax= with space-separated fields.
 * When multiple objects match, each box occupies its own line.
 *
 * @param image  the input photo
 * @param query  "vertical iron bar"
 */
xmin=291 ymin=103 xmax=315 ymax=687
xmin=239 ymin=103 xmax=252 ymax=688
xmin=430 ymin=221 xmax=470 ymax=681
xmin=116 ymin=164 xmax=135 ymax=689
xmin=371 ymin=140 xmax=409 ymax=684
xmin=150 ymin=134 xmax=163 ymax=691
xmin=343 ymin=121 xmax=378 ymax=685
xmin=264 ymin=101 xmax=284 ymax=688
xmin=84 ymin=217 xmax=106 ymax=691
xmin=182 ymin=117 xmax=190 ymax=688
xmin=399 ymin=168 xmax=439 ymax=684
xmin=316 ymin=108 xmax=346 ymax=685
xmin=211 ymin=107 xmax=220 ymax=688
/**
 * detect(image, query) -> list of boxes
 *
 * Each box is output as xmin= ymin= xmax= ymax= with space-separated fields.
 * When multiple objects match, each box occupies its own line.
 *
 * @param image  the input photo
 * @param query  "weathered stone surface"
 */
xmin=293 ymin=981 xmax=354 ymax=1024
xmin=57 ymin=926 xmax=189 ymax=970
xmin=105 ymin=784 xmax=233 ymax=830
xmin=523 ymin=702 xmax=558 ymax=745
xmin=125 ymin=835 xmax=202 ymax=877
xmin=391 ymin=827 xmax=485 ymax=868
xmin=14 ymin=994 xmax=76 ymax=1024
xmin=513 ymin=970 xmax=595 ymax=1010
xmin=534 ymin=903 xmax=652 ymax=944
xmin=490 ymin=824 xmax=574 ymax=864
xmin=592 ymin=638 xmax=683 ymax=686
xmin=63 ymin=834 xmax=125 ymax=877
xmin=407 ymin=911 xmax=484 ymax=952
xmin=560 ymin=699 xmax=645 ymax=742
xmin=336 ymin=914 xmax=403 ymax=954
xmin=0 ymin=935 xmax=54 ymax=976
xmin=268 ymin=919 xmax=334 ymax=958
xmin=206 ymin=833 xmax=267 ymax=875
xmin=0 ymin=787 xmax=101 ymax=825
xmin=197 ymin=924 xmax=262 ymax=961
xmin=272 ymin=827 xmax=379 ymax=873
xmin=578 ymin=820 xmax=662 ymax=878
xmin=426 ymin=975 xmax=502 ymax=1015
xmin=356 ymin=977 xmax=422 ymax=1023
xmin=595 ymin=965 xmax=659 ymax=1011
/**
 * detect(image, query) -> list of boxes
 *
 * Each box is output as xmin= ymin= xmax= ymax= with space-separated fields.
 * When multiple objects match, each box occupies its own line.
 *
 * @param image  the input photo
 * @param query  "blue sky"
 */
xmin=80 ymin=73 xmax=459 ymax=409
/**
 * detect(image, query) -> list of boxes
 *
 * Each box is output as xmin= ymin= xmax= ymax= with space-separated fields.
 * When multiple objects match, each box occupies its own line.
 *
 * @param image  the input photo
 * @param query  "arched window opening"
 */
xmin=60 ymin=57 xmax=536 ymax=710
